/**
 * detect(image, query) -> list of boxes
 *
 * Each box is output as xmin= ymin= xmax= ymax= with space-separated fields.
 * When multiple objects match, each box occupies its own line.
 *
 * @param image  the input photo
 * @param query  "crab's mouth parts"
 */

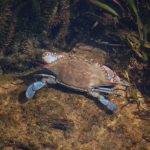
xmin=34 ymin=61 xmax=47 ymax=67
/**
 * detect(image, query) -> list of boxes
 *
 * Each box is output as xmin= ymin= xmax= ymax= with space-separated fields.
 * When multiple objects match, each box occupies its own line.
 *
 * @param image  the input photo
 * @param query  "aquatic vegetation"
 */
xmin=0 ymin=0 xmax=149 ymax=74
xmin=0 ymin=0 xmax=72 ymax=73
xmin=89 ymin=0 xmax=150 ymax=61
xmin=89 ymin=0 xmax=118 ymax=16
xmin=127 ymin=0 xmax=149 ymax=61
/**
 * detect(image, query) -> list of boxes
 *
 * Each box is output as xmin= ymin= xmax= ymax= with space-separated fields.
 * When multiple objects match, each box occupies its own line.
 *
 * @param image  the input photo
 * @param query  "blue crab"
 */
xmin=26 ymin=51 xmax=129 ymax=111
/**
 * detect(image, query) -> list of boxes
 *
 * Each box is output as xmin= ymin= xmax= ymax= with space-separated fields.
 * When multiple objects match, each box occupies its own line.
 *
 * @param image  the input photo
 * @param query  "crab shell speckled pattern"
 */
xmin=41 ymin=51 xmax=122 ymax=90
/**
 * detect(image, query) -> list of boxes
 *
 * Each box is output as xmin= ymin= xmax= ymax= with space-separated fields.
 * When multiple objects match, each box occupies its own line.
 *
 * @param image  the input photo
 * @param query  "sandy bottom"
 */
xmin=0 ymin=74 xmax=149 ymax=150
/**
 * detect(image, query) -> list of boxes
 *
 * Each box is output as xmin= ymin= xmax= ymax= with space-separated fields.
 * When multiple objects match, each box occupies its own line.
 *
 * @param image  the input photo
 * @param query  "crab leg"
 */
xmin=89 ymin=91 xmax=117 ymax=111
xmin=26 ymin=75 xmax=56 ymax=99
xmin=93 ymin=87 xmax=120 ymax=95
xmin=34 ymin=74 xmax=55 ymax=79
xmin=98 ymin=95 xmax=117 ymax=111
xmin=117 ymin=81 xmax=130 ymax=87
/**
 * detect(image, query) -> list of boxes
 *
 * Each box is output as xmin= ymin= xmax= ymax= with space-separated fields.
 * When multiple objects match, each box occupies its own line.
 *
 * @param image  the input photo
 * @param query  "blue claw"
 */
xmin=99 ymin=95 xmax=117 ymax=111
xmin=26 ymin=80 xmax=46 ymax=99
xmin=26 ymin=84 xmax=36 ymax=99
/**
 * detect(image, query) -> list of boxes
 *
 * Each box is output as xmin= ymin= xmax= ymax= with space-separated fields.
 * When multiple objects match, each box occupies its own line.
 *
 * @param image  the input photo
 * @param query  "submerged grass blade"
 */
xmin=112 ymin=0 xmax=122 ymax=8
xmin=127 ymin=0 xmax=138 ymax=15
xmin=128 ymin=0 xmax=144 ymax=42
xmin=89 ymin=0 xmax=118 ymax=16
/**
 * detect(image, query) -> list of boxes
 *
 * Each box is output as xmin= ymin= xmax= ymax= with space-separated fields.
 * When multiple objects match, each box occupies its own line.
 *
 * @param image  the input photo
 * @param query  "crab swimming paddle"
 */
xmin=98 ymin=95 xmax=117 ymax=112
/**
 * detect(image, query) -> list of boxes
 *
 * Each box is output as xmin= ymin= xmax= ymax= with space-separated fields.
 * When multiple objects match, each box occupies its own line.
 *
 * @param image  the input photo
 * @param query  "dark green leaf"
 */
xmin=127 ymin=0 xmax=138 ymax=15
xmin=89 ymin=0 xmax=118 ymax=16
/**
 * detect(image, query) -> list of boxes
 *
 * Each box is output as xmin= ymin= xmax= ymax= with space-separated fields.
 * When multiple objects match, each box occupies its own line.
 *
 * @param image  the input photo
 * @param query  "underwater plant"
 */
xmin=89 ymin=0 xmax=150 ymax=61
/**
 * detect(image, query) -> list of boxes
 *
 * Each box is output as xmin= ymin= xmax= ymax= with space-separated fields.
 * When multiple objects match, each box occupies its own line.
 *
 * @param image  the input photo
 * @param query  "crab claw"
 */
xmin=26 ymin=80 xmax=46 ymax=99
xmin=99 ymin=95 xmax=117 ymax=112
